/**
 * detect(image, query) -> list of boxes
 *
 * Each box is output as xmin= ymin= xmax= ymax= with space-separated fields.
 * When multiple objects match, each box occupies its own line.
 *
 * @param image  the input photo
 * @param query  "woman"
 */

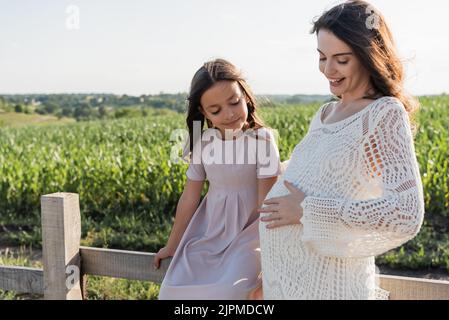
xmin=256 ymin=0 xmax=424 ymax=299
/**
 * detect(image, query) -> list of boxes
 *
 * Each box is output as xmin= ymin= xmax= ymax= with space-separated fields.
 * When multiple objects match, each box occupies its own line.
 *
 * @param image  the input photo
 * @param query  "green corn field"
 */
xmin=0 ymin=96 xmax=448 ymax=271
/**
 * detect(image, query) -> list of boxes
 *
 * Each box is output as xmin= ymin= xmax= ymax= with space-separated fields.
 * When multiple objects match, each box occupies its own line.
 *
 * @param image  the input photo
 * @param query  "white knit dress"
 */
xmin=259 ymin=96 xmax=425 ymax=300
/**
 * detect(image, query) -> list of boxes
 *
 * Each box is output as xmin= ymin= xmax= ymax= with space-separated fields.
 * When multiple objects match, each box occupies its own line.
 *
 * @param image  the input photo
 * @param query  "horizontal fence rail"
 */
xmin=79 ymin=246 xmax=171 ymax=283
xmin=0 ymin=265 xmax=44 ymax=295
xmin=1 ymin=192 xmax=449 ymax=300
xmin=379 ymin=275 xmax=449 ymax=300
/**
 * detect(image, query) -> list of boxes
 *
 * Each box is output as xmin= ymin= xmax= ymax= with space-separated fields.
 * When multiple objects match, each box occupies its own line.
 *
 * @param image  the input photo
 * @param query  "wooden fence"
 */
xmin=1 ymin=192 xmax=449 ymax=300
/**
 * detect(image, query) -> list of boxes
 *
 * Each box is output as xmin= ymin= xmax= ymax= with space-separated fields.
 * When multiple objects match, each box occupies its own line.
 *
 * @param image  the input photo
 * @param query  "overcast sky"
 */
xmin=1 ymin=0 xmax=447 ymax=95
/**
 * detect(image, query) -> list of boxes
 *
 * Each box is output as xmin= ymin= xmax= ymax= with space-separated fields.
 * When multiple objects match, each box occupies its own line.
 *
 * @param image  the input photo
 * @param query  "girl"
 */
xmin=154 ymin=58 xmax=281 ymax=300
xmin=256 ymin=0 xmax=424 ymax=299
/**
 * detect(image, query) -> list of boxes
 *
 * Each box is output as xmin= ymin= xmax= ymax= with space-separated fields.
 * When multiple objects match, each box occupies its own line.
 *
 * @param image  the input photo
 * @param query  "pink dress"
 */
xmin=158 ymin=128 xmax=281 ymax=300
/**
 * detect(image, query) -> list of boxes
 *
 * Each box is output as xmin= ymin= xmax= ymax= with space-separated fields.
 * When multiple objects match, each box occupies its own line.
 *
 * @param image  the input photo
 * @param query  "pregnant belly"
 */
xmin=259 ymin=179 xmax=304 ymax=245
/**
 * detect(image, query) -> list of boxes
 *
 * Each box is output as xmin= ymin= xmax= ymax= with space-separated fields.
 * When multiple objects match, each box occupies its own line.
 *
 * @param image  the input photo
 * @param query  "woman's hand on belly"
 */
xmin=258 ymin=180 xmax=306 ymax=229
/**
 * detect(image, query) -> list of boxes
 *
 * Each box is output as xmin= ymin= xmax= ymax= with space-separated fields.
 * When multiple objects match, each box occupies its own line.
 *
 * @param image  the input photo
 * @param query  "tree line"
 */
xmin=0 ymin=93 xmax=331 ymax=121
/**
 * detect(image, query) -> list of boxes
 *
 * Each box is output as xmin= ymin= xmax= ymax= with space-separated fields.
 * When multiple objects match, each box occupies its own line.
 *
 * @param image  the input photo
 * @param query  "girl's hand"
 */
xmin=153 ymin=246 xmax=175 ymax=270
xmin=258 ymin=180 xmax=306 ymax=229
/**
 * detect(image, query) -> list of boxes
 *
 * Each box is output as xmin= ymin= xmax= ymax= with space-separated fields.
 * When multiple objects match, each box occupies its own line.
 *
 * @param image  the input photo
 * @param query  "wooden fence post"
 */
xmin=41 ymin=193 xmax=83 ymax=300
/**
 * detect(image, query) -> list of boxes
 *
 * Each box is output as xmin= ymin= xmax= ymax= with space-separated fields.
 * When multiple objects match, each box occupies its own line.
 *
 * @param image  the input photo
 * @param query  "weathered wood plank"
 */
xmin=80 ymin=246 xmax=172 ymax=283
xmin=379 ymin=274 xmax=449 ymax=300
xmin=41 ymin=193 xmax=83 ymax=300
xmin=0 ymin=265 xmax=44 ymax=295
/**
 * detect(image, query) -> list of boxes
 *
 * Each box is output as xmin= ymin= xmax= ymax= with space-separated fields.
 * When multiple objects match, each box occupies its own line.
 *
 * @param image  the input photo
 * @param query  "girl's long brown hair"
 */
xmin=186 ymin=58 xmax=265 ymax=154
xmin=311 ymin=0 xmax=419 ymax=125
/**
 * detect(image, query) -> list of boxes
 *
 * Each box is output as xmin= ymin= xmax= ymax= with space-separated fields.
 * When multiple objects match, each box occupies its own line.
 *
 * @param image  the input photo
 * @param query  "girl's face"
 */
xmin=317 ymin=29 xmax=371 ymax=99
xmin=200 ymin=80 xmax=249 ymax=137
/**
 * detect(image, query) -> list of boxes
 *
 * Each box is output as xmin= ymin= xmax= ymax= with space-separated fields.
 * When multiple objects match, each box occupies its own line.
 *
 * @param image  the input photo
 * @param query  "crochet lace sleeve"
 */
xmin=299 ymin=100 xmax=425 ymax=258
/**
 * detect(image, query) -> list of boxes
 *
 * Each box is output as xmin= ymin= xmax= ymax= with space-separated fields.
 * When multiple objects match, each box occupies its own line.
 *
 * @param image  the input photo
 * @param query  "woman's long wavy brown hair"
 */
xmin=185 ymin=58 xmax=265 ymax=154
xmin=311 ymin=0 xmax=419 ymax=126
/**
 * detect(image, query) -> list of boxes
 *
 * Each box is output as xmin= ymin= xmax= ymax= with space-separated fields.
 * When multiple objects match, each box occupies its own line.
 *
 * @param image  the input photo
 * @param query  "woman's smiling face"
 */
xmin=200 ymin=80 xmax=248 ymax=137
xmin=317 ymin=28 xmax=372 ymax=99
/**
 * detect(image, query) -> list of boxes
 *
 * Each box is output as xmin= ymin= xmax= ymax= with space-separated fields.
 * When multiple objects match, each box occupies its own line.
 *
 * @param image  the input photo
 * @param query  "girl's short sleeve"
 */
xmin=256 ymin=128 xmax=282 ymax=179
xmin=183 ymin=136 xmax=206 ymax=181
xmin=186 ymin=161 xmax=206 ymax=181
